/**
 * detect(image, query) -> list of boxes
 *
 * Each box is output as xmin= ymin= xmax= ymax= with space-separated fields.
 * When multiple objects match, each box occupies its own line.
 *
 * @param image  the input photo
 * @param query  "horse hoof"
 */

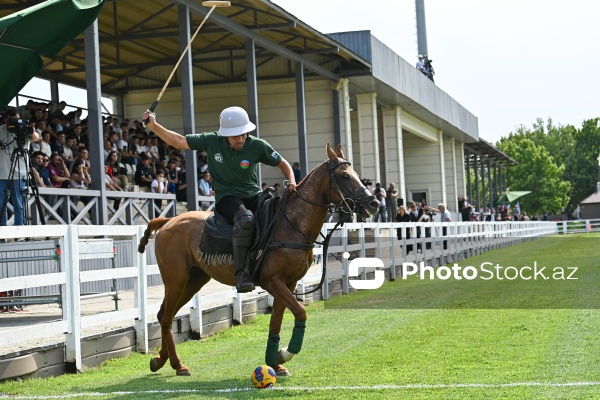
xmin=274 ymin=365 xmax=291 ymax=377
xmin=149 ymin=357 xmax=161 ymax=372
xmin=176 ymin=367 xmax=191 ymax=376
xmin=277 ymin=347 xmax=295 ymax=364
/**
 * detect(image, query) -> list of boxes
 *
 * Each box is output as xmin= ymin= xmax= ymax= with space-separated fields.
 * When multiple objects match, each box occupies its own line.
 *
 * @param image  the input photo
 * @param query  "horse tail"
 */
xmin=138 ymin=218 xmax=171 ymax=254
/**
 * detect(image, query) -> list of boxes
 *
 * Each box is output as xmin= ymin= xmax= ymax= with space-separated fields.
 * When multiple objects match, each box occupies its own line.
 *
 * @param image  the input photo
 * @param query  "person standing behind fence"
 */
xmin=386 ymin=182 xmax=398 ymax=221
xmin=373 ymin=183 xmax=387 ymax=222
xmin=426 ymin=204 xmax=451 ymax=250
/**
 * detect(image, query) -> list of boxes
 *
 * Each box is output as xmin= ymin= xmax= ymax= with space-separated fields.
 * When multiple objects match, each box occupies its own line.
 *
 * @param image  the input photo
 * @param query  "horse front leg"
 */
xmin=264 ymin=280 xmax=307 ymax=377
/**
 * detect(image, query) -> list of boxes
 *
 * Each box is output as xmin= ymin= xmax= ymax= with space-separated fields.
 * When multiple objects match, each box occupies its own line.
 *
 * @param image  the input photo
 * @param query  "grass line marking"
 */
xmin=3 ymin=381 xmax=600 ymax=398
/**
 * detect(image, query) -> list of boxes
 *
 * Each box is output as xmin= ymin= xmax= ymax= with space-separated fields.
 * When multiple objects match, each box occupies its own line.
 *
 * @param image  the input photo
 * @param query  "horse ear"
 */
xmin=326 ymin=143 xmax=339 ymax=163
xmin=335 ymin=144 xmax=345 ymax=159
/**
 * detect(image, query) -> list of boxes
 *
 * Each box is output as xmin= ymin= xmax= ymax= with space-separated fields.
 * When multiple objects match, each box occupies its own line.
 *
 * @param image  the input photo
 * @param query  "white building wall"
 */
xmin=403 ymin=132 xmax=443 ymax=206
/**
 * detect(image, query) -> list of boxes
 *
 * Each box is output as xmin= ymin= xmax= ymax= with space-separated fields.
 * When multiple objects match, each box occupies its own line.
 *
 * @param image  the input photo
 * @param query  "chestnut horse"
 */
xmin=137 ymin=144 xmax=379 ymax=376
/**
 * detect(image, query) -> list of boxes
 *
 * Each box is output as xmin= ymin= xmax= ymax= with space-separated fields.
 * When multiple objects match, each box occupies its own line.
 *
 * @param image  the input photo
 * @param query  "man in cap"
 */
xmin=143 ymin=107 xmax=296 ymax=293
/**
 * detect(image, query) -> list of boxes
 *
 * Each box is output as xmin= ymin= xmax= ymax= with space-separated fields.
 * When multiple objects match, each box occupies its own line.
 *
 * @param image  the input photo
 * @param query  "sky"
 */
xmin=272 ymin=0 xmax=600 ymax=144
xmin=12 ymin=0 xmax=599 ymax=145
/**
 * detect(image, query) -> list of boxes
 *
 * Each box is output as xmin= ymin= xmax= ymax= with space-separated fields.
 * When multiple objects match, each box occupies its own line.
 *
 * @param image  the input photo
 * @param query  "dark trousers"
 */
xmin=216 ymin=194 xmax=259 ymax=224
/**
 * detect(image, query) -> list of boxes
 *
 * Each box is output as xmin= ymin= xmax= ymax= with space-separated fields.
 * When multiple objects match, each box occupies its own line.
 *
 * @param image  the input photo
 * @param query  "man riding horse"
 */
xmin=143 ymin=107 xmax=296 ymax=293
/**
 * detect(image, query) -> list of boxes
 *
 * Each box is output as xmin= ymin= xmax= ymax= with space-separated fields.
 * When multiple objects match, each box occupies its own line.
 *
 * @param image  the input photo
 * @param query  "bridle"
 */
xmin=293 ymin=159 xmax=376 ymax=219
xmin=259 ymin=159 xmax=376 ymax=295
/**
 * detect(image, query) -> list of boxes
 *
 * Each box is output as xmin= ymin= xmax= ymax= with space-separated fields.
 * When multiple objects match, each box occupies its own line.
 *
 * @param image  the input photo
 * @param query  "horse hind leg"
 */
xmin=151 ymin=268 xmax=211 ymax=376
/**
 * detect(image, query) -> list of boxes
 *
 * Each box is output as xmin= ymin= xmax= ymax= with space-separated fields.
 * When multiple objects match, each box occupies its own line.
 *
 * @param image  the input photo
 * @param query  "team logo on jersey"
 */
xmin=240 ymin=160 xmax=250 ymax=169
xmin=271 ymin=151 xmax=280 ymax=160
xmin=214 ymin=153 xmax=223 ymax=163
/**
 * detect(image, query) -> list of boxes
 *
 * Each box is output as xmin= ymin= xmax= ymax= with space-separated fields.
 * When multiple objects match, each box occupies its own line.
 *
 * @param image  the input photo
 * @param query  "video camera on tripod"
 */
xmin=6 ymin=118 xmax=34 ymax=149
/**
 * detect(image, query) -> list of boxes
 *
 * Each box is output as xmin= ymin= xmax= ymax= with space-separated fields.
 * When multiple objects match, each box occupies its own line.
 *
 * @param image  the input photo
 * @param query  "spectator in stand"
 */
xmin=117 ymin=131 xmax=138 ymax=165
xmin=261 ymin=182 xmax=268 ymax=192
xmin=51 ymin=132 xmax=66 ymax=158
xmin=138 ymin=137 xmax=148 ymax=156
xmin=134 ymin=153 xmax=153 ymax=188
xmin=62 ymin=135 xmax=77 ymax=166
xmin=165 ymin=158 xmax=178 ymax=194
xmin=148 ymin=136 xmax=160 ymax=161
xmin=198 ymin=170 xmax=214 ymax=210
xmin=157 ymin=156 xmax=168 ymax=171
xmin=128 ymin=134 xmax=142 ymax=164
xmin=175 ymin=171 xmax=188 ymax=202
xmin=151 ymin=169 xmax=168 ymax=210
xmin=30 ymin=151 xmax=51 ymax=188
xmin=103 ymin=139 xmax=114 ymax=160
xmin=105 ymin=150 xmax=129 ymax=189
xmin=198 ymin=156 xmax=208 ymax=174
xmin=40 ymin=131 xmax=52 ymax=158
xmin=53 ymin=101 xmax=67 ymax=120
xmin=104 ymin=164 xmax=123 ymax=209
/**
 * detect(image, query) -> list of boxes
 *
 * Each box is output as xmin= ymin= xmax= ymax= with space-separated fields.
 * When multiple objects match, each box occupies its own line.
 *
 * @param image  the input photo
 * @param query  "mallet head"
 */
xmin=201 ymin=1 xmax=231 ymax=7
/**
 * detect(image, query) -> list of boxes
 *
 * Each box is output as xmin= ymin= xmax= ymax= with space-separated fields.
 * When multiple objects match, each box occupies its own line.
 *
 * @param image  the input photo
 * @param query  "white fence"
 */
xmin=0 ymin=220 xmax=564 ymax=371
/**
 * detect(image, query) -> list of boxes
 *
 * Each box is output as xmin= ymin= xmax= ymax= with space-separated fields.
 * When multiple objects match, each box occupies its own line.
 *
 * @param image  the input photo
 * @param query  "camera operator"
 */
xmin=0 ymin=108 xmax=39 ymax=227
xmin=423 ymin=56 xmax=435 ymax=82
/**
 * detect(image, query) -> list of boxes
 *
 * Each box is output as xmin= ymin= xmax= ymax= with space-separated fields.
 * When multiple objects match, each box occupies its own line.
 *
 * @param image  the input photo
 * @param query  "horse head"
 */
xmin=324 ymin=143 xmax=380 ymax=220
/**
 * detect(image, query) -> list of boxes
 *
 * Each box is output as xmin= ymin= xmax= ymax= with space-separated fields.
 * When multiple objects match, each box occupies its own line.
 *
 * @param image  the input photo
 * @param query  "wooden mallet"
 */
xmin=143 ymin=1 xmax=231 ymax=125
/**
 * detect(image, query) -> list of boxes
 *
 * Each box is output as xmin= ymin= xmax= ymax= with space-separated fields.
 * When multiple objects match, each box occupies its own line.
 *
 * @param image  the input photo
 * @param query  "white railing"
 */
xmin=556 ymin=218 xmax=600 ymax=234
xmin=0 ymin=220 xmax=558 ymax=371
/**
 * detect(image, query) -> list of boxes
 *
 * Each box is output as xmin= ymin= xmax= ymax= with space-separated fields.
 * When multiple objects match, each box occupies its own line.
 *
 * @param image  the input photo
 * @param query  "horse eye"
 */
xmin=343 ymin=173 xmax=350 ymax=180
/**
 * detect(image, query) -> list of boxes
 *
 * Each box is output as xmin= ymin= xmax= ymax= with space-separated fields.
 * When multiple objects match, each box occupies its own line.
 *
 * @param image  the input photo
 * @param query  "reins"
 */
xmin=259 ymin=160 xmax=373 ymax=296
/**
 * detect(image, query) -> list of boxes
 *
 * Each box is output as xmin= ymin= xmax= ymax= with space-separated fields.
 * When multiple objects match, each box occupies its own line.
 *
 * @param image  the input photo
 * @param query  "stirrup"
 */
xmin=236 ymin=271 xmax=255 ymax=293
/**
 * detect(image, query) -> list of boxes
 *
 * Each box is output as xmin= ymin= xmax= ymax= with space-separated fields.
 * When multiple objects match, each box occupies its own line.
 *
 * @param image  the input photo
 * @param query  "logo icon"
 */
xmin=214 ymin=153 xmax=223 ymax=163
xmin=240 ymin=160 xmax=250 ymax=169
xmin=347 ymin=254 xmax=385 ymax=290
xmin=271 ymin=151 xmax=280 ymax=160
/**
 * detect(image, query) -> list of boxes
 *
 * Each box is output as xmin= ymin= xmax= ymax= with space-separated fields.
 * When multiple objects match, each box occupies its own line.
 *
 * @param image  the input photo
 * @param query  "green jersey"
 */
xmin=186 ymin=132 xmax=281 ymax=202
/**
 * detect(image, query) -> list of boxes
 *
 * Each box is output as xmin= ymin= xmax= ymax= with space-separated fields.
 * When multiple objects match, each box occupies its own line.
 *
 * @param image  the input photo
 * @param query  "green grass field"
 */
xmin=1 ymin=234 xmax=599 ymax=399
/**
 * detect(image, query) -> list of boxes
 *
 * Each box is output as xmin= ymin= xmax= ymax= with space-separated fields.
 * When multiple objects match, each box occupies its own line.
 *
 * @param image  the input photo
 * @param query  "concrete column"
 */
xmin=340 ymin=78 xmax=353 ymax=164
xmin=356 ymin=92 xmax=380 ymax=182
xmin=460 ymin=142 xmax=467 ymax=201
xmin=295 ymin=61 xmax=308 ymax=182
xmin=438 ymin=130 xmax=446 ymax=206
xmin=474 ymin=155 xmax=480 ymax=209
xmin=382 ymin=106 xmax=406 ymax=204
xmin=466 ymin=150 xmax=472 ymax=203
xmin=451 ymin=138 xmax=458 ymax=211
xmin=84 ymin=19 xmax=107 ymax=224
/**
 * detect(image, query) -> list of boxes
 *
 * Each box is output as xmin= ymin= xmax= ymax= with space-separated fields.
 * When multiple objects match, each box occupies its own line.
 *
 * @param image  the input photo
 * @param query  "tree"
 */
xmin=497 ymin=138 xmax=570 ymax=214
xmin=570 ymin=118 xmax=600 ymax=208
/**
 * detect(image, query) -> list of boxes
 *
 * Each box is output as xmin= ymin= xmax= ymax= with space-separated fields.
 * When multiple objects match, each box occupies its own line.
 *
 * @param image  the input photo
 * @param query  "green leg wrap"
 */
xmin=265 ymin=333 xmax=280 ymax=366
xmin=287 ymin=320 xmax=306 ymax=354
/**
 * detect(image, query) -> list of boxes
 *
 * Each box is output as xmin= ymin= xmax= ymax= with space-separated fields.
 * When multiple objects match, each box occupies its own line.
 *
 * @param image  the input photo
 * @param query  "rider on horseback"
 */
xmin=142 ymin=107 xmax=296 ymax=293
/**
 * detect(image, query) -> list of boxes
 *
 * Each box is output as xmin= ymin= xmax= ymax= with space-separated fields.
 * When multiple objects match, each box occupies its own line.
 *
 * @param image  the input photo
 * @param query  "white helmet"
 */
xmin=218 ymin=106 xmax=256 ymax=137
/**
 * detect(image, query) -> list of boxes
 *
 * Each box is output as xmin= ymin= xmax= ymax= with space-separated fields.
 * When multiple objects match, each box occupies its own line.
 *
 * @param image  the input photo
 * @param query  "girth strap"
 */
xmin=268 ymin=242 xmax=315 ymax=250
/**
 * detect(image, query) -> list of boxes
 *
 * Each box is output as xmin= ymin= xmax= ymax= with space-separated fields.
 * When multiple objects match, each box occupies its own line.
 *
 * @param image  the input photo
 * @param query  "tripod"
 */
xmin=0 ymin=143 xmax=45 ymax=227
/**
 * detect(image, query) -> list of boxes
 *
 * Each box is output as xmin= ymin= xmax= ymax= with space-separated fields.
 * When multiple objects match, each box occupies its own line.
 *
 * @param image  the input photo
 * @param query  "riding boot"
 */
xmin=232 ymin=209 xmax=255 ymax=293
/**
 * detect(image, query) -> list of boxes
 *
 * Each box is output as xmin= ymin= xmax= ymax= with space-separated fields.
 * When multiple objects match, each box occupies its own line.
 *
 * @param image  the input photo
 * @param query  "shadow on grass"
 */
xmin=69 ymin=370 xmax=300 ymax=399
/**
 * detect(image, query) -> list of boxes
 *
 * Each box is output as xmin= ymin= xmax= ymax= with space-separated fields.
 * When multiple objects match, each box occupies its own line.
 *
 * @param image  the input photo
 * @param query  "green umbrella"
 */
xmin=0 ymin=0 xmax=105 ymax=109
xmin=495 ymin=190 xmax=532 ymax=206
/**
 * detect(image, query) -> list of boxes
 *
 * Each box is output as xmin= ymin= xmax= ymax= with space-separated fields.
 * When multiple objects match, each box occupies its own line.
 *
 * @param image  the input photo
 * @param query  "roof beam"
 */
xmin=169 ymin=0 xmax=339 ymax=81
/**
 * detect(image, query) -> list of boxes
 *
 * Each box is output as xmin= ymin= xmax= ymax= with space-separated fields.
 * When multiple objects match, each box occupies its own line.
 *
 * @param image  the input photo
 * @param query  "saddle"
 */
xmin=199 ymin=190 xmax=280 ymax=281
